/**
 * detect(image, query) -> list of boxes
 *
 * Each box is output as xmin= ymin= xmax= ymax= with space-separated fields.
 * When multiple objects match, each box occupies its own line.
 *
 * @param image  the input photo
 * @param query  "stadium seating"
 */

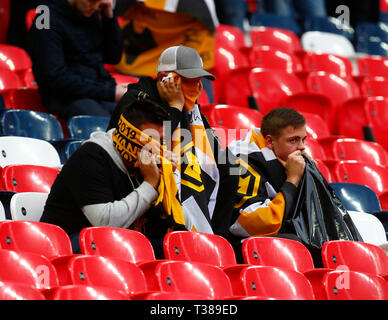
xmin=0 ymin=69 xmax=23 ymax=104
xmin=5 ymin=87 xmax=45 ymax=112
xmin=51 ymin=139 xmax=82 ymax=164
xmin=0 ymin=164 xmax=60 ymax=193
xmin=361 ymin=76 xmax=388 ymax=97
xmin=358 ymin=55 xmax=388 ymax=77
xmin=302 ymin=52 xmax=354 ymax=77
xmin=130 ymin=291 xmax=208 ymax=300
xmin=215 ymin=24 xmax=248 ymax=53
xmin=67 ymin=255 xmax=147 ymax=296
xmin=333 ymin=161 xmax=388 ymax=196
xmin=0 ymin=281 xmax=46 ymax=300
xmin=223 ymin=67 xmax=255 ymax=108
xmin=321 ymin=240 xmax=388 ymax=276
xmin=0 ymin=109 xmax=64 ymax=141
xmin=0 ymin=136 xmax=61 ymax=168
xmin=365 ymin=96 xmax=388 ymax=151
xmin=155 ymin=260 xmax=234 ymax=299
xmin=323 ymin=270 xmax=388 ymax=300
xmin=301 ymin=112 xmax=331 ymax=140
xmin=67 ymin=115 xmax=109 ymax=140
xmin=9 ymin=192 xmax=48 ymax=221
xmin=304 ymin=16 xmax=355 ymax=41
xmin=240 ymin=265 xmax=316 ymax=300
xmin=0 ymin=44 xmax=32 ymax=87
xmin=304 ymin=138 xmax=326 ymax=161
xmin=52 ymin=285 xmax=129 ymax=300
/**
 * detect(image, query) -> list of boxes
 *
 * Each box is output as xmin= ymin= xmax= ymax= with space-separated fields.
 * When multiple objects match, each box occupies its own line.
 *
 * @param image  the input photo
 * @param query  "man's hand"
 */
xmin=158 ymin=76 xmax=185 ymax=111
xmin=277 ymin=150 xmax=306 ymax=187
xmin=137 ymin=150 xmax=160 ymax=189
xmin=100 ymin=0 xmax=114 ymax=18
xmin=115 ymin=83 xmax=128 ymax=102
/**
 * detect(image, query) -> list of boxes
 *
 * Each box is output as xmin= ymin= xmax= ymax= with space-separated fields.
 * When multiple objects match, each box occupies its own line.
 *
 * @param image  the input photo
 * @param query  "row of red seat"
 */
xmin=0 ymin=221 xmax=387 ymax=300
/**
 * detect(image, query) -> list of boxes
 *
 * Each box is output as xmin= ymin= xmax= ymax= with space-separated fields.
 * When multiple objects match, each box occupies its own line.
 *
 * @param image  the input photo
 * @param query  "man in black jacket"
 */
xmin=28 ymin=0 xmax=127 ymax=119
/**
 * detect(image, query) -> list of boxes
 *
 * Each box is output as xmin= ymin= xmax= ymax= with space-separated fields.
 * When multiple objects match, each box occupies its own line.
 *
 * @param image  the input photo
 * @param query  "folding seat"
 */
xmin=0 ymin=249 xmax=59 ymax=293
xmin=0 ymin=109 xmax=64 ymax=142
xmin=300 ymin=31 xmax=356 ymax=58
xmin=9 ymin=192 xmax=49 ymax=221
xmin=240 ymin=266 xmax=315 ymax=300
xmin=0 ymin=164 xmax=60 ymax=193
xmin=365 ymin=96 xmax=388 ymax=151
xmin=329 ymin=182 xmax=382 ymax=213
xmin=0 ymin=281 xmax=46 ymax=300
xmin=242 ymin=236 xmax=331 ymax=299
xmin=321 ymin=240 xmax=388 ymax=277
xmin=224 ymin=66 xmax=255 ymax=108
xmin=203 ymin=104 xmax=263 ymax=132
xmin=361 ymin=76 xmax=388 ymax=97
xmin=212 ymin=44 xmax=250 ymax=103
xmin=304 ymin=138 xmax=326 ymax=161
xmin=68 ymin=255 xmax=147 ymax=296
xmin=303 ymin=16 xmax=355 ymax=42
xmin=357 ymin=56 xmax=388 ymax=77
xmin=323 ymin=270 xmax=388 ymax=300
xmin=6 ymin=87 xmax=46 ymax=112
xmin=215 ymin=24 xmax=248 ymax=53
xmin=0 ymin=221 xmax=73 ymax=259
xmin=302 ymin=52 xmax=354 ymax=78
xmin=249 ymin=26 xmax=302 ymax=53
xmin=0 ymin=69 xmax=22 ymax=105
xmin=67 ymin=115 xmax=110 ymax=140
xmin=333 ymin=161 xmax=388 ymax=196
xmin=300 ymin=112 xmax=331 ymax=140
xmin=0 ymin=44 xmax=33 ymax=87
xmin=249 ymin=13 xmax=302 ymax=36
xmin=305 ymin=71 xmax=360 ymax=134
xmin=315 ymin=159 xmax=333 ymax=183
xmin=248 ymin=46 xmax=303 ymax=73
xmin=155 ymin=260 xmax=234 ymax=299
xmin=249 ymin=69 xmax=333 ymax=125
xmin=52 ymin=285 xmax=129 ymax=300
xmin=0 ymin=136 xmax=61 ymax=168
xmin=319 ymin=137 xmax=388 ymax=166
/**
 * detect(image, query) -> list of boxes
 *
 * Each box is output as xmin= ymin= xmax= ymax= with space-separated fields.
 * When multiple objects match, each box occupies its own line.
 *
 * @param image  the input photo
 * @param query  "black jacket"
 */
xmin=28 ymin=0 xmax=123 ymax=103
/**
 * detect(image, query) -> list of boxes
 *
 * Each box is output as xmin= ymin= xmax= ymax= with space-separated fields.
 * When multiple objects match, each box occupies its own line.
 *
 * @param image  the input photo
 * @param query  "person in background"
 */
xmin=28 ymin=0 xmax=128 ymax=119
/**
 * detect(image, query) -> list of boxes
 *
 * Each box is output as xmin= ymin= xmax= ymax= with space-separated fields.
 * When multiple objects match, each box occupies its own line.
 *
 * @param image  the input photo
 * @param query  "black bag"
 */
xmin=280 ymin=157 xmax=363 ymax=266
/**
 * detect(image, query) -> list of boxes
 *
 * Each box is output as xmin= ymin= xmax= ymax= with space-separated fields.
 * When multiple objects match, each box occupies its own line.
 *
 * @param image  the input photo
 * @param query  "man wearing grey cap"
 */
xmin=107 ymin=45 xmax=236 ymax=242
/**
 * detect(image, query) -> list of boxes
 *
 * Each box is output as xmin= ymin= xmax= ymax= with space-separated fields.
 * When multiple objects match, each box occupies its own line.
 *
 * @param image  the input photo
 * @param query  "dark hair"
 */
xmin=261 ymin=107 xmax=306 ymax=138
xmin=119 ymin=99 xmax=170 ymax=128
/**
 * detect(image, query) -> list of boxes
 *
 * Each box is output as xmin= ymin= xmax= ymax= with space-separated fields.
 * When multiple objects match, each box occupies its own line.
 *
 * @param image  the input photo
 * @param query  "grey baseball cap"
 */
xmin=157 ymin=46 xmax=216 ymax=80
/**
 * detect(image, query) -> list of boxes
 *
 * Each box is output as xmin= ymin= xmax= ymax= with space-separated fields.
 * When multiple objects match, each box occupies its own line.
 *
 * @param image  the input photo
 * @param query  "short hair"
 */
xmin=120 ymin=99 xmax=170 ymax=128
xmin=261 ymin=107 xmax=306 ymax=138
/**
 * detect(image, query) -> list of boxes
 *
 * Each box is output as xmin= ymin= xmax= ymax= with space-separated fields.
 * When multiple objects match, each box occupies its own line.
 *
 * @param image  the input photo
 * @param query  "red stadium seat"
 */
xmin=163 ymin=231 xmax=237 ymax=267
xmin=0 ymin=249 xmax=59 ymax=292
xmin=212 ymin=45 xmax=250 ymax=103
xmin=361 ymin=76 xmax=388 ymax=97
xmin=249 ymin=26 xmax=302 ymax=53
xmin=304 ymin=138 xmax=326 ymax=160
xmin=379 ymin=190 xmax=388 ymax=210
xmin=25 ymin=9 xmax=36 ymax=31
xmin=365 ymin=96 xmax=388 ymax=151
xmin=0 ymin=281 xmax=46 ymax=300
xmin=240 ymin=266 xmax=316 ymax=300
xmin=301 ymin=112 xmax=331 ymax=139
xmin=302 ymin=52 xmax=353 ymax=77
xmin=203 ymin=104 xmax=262 ymax=132
xmin=0 ymin=44 xmax=32 ymax=87
xmin=215 ymin=24 xmax=248 ymax=52
xmin=315 ymin=159 xmax=333 ymax=182
xmin=6 ymin=87 xmax=45 ymax=112
xmin=224 ymin=66 xmax=254 ymax=108
xmin=0 ymin=165 xmax=60 ymax=193
xmin=357 ymin=56 xmax=388 ymax=77
xmin=333 ymin=161 xmax=388 ymax=196
xmin=52 ymin=285 xmax=129 ymax=300
xmin=322 ymin=241 xmax=388 ymax=276
xmin=79 ymin=226 xmax=155 ymax=262
xmin=68 ymin=255 xmax=147 ymax=296
xmin=248 ymin=46 xmax=303 ymax=73
xmin=0 ymin=69 xmax=22 ymax=104
xmin=323 ymin=270 xmax=388 ymax=300
xmin=131 ymin=291 xmax=208 ymax=300
xmin=155 ymin=260 xmax=234 ymax=299
xmin=249 ymin=69 xmax=333 ymax=127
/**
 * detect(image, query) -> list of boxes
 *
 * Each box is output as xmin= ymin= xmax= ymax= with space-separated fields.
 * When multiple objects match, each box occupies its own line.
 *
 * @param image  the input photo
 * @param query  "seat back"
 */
xmin=358 ymin=56 xmax=388 ymax=77
xmin=301 ymin=112 xmax=330 ymax=139
xmin=0 ymin=220 xmax=73 ymax=259
xmin=323 ymin=270 xmax=388 ymax=300
xmin=68 ymin=255 xmax=147 ymax=295
xmin=79 ymin=226 xmax=155 ymax=262
xmin=0 ymin=281 xmax=46 ymax=300
xmin=155 ymin=260 xmax=233 ymax=299
xmin=0 ymin=249 xmax=58 ymax=290
xmin=0 ymin=109 xmax=64 ymax=141
xmin=365 ymin=96 xmax=388 ymax=151
xmin=52 ymin=285 xmax=129 ymax=300
xmin=10 ymin=192 xmax=49 ymax=221
xmin=242 ymin=236 xmax=315 ymax=272
xmin=329 ymin=182 xmax=381 ymax=213
xmin=7 ymin=88 xmax=45 ymax=112
xmin=0 ymin=136 xmax=61 ymax=167
xmin=215 ymin=24 xmax=247 ymax=51
xmin=301 ymin=31 xmax=356 ymax=57
xmin=224 ymin=67 xmax=254 ymax=108
xmin=0 ymin=44 xmax=32 ymax=74
xmin=337 ymin=97 xmax=369 ymax=140
xmin=163 ymin=231 xmax=237 ymax=267
xmin=67 ymin=115 xmax=109 ymax=140
xmin=304 ymin=138 xmax=326 ymax=160
xmin=0 ymin=164 xmax=60 ymax=193
xmin=361 ymin=76 xmax=388 ymax=97
xmin=249 ymin=26 xmax=302 ymax=53
xmin=241 ymin=266 xmax=315 ymax=299
xmin=333 ymin=161 xmax=388 ymax=196
xmin=302 ymin=52 xmax=353 ymax=77
xmin=321 ymin=240 xmax=388 ymax=275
